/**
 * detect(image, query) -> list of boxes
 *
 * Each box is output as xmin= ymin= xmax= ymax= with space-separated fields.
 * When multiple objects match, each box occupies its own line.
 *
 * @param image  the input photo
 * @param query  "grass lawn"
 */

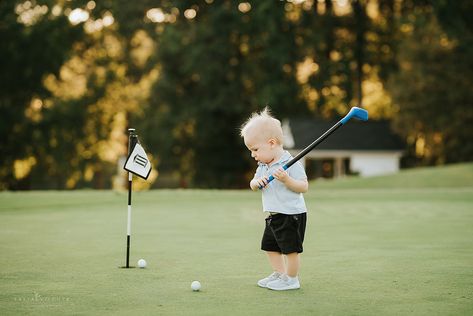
xmin=0 ymin=163 xmax=472 ymax=315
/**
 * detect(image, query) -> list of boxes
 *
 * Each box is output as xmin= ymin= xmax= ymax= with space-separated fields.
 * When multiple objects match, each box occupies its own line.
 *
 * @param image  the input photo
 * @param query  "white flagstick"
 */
xmin=122 ymin=128 xmax=152 ymax=268
xmin=125 ymin=128 xmax=138 ymax=268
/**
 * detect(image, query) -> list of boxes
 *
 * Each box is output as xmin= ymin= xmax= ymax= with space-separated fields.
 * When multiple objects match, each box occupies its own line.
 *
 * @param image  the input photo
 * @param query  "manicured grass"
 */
xmin=314 ymin=162 xmax=473 ymax=189
xmin=0 ymin=164 xmax=472 ymax=315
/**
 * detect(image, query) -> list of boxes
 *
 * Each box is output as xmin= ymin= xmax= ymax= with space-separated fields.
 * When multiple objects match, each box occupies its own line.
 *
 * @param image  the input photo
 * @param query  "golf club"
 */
xmin=259 ymin=106 xmax=369 ymax=189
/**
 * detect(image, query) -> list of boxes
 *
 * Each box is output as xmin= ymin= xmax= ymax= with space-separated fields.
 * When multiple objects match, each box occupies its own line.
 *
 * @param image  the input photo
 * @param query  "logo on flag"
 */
xmin=124 ymin=143 xmax=152 ymax=179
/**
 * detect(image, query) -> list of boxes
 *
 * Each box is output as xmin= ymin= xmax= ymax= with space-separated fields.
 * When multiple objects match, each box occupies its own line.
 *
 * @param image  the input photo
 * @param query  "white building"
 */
xmin=283 ymin=119 xmax=404 ymax=178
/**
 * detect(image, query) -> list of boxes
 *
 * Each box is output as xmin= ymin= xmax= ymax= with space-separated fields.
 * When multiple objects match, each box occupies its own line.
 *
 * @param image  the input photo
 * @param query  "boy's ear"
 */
xmin=268 ymin=138 xmax=277 ymax=147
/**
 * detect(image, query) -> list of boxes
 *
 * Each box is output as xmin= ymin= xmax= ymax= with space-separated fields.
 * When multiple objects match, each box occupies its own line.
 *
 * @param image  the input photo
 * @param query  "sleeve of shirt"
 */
xmin=288 ymin=161 xmax=307 ymax=181
xmin=253 ymin=164 xmax=263 ymax=179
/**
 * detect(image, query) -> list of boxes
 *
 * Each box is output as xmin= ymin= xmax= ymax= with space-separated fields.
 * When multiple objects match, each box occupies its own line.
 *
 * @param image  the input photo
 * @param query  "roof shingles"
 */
xmin=287 ymin=119 xmax=404 ymax=151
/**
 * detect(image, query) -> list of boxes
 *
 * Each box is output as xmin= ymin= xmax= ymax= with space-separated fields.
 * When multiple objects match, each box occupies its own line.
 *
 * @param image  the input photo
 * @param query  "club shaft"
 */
xmin=259 ymin=121 xmax=343 ymax=189
xmin=285 ymin=121 xmax=342 ymax=169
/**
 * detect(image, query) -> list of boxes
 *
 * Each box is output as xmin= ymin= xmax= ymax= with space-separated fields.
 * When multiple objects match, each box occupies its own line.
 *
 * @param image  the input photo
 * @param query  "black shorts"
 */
xmin=261 ymin=213 xmax=307 ymax=254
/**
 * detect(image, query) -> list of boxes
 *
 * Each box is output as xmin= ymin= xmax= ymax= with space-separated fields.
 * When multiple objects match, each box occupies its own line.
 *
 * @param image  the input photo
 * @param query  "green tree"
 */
xmin=388 ymin=2 xmax=473 ymax=164
xmin=0 ymin=0 xmax=83 ymax=189
xmin=141 ymin=1 xmax=308 ymax=188
xmin=4 ymin=0 xmax=469 ymax=190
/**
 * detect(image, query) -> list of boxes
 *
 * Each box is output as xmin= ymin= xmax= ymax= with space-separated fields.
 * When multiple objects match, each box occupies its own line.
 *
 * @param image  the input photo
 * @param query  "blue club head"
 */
xmin=340 ymin=107 xmax=369 ymax=124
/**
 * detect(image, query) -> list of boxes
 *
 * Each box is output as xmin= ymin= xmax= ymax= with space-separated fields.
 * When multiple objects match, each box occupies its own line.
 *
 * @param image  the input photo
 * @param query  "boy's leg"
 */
xmin=266 ymin=251 xmax=285 ymax=273
xmin=285 ymin=252 xmax=300 ymax=277
xmin=266 ymin=252 xmax=301 ymax=290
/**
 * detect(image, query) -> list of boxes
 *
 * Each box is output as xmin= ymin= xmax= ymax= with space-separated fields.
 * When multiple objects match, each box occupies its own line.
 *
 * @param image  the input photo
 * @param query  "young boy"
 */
xmin=240 ymin=107 xmax=308 ymax=291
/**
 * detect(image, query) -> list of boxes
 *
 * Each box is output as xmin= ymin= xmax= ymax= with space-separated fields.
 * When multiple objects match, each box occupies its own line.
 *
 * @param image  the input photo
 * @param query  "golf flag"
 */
xmin=124 ymin=142 xmax=152 ymax=180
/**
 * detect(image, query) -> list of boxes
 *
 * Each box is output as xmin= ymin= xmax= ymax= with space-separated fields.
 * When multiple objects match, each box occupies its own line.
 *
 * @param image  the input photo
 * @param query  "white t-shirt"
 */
xmin=254 ymin=151 xmax=307 ymax=215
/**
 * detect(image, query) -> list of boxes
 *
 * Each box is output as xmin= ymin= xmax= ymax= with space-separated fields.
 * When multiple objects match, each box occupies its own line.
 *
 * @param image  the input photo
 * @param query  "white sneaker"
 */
xmin=257 ymin=272 xmax=281 ymax=288
xmin=267 ymin=274 xmax=300 ymax=291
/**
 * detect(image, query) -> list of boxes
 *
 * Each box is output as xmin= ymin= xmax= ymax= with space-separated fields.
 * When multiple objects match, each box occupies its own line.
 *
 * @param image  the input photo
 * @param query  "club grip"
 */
xmin=258 ymin=165 xmax=288 ymax=189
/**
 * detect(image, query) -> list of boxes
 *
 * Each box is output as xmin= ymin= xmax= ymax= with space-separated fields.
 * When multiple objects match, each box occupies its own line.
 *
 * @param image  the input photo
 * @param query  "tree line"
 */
xmin=1 ymin=0 xmax=471 ymax=190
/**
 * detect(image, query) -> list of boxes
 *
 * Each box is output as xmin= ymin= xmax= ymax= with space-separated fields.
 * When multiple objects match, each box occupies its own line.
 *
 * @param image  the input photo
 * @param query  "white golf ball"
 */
xmin=191 ymin=281 xmax=201 ymax=291
xmin=137 ymin=259 xmax=147 ymax=268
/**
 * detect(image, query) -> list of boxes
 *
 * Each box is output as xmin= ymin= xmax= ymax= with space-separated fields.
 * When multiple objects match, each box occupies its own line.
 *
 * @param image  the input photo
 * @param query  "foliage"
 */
xmin=388 ymin=3 xmax=473 ymax=164
xmin=0 ymin=0 xmax=472 ymax=189
xmin=141 ymin=1 xmax=308 ymax=188
xmin=0 ymin=0 xmax=83 ymax=189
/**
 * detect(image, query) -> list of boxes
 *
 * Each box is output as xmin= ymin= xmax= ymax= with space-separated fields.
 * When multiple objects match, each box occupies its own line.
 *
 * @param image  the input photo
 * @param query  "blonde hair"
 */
xmin=240 ymin=107 xmax=284 ymax=144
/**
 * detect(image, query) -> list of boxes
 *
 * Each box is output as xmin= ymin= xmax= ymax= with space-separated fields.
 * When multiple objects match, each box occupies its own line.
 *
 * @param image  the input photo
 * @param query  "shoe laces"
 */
xmin=269 ymin=272 xmax=281 ymax=279
xmin=279 ymin=274 xmax=289 ymax=282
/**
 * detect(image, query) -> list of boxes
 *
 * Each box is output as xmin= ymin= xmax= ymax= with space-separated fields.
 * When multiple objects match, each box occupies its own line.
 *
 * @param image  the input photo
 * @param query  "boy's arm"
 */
xmin=272 ymin=168 xmax=308 ymax=193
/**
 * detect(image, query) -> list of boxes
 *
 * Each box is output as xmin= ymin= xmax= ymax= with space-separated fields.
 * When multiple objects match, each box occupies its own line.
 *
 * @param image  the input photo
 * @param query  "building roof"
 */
xmin=285 ymin=119 xmax=405 ymax=151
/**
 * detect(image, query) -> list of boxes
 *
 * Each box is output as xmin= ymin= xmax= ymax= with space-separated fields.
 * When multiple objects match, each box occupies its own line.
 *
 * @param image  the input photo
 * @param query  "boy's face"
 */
xmin=244 ymin=131 xmax=278 ymax=165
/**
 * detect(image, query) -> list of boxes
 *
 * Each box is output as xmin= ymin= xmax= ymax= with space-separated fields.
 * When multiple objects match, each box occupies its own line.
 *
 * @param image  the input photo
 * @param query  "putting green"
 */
xmin=1 ymin=164 xmax=472 ymax=315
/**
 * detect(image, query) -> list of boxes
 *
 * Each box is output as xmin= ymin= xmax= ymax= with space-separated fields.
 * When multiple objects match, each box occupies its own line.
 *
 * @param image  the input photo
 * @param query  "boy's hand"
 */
xmin=273 ymin=167 xmax=289 ymax=183
xmin=274 ymin=168 xmax=309 ymax=193
xmin=256 ymin=176 xmax=269 ymax=188
xmin=251 ymin=176 xmax=269 ymax=190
